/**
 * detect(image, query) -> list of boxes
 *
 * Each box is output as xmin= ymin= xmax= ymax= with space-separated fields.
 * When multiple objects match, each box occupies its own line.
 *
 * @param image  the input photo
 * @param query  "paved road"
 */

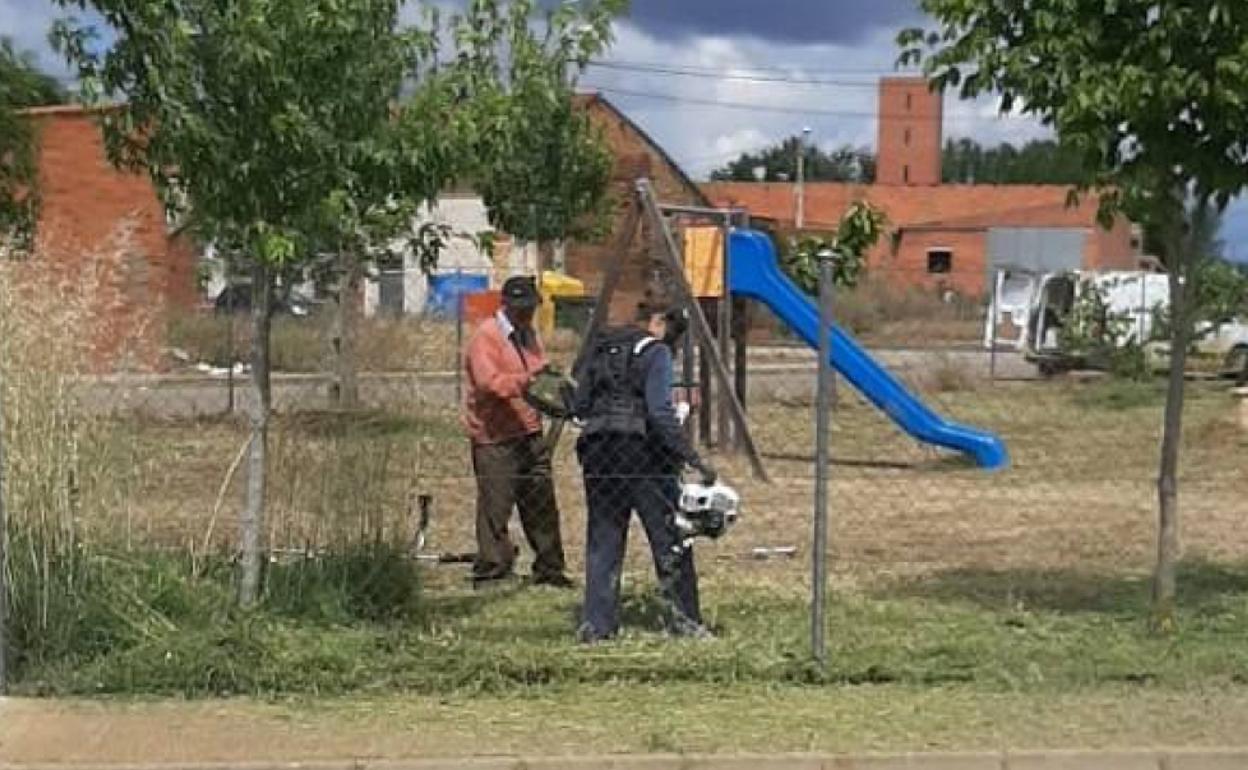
xmin=78 ymin=348 xmax=1039 ymax=418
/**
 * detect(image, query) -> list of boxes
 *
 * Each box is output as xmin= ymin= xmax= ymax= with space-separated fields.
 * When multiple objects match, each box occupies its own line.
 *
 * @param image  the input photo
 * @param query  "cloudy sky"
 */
xmin=580 ymin=0 xmax=1046 ymax=178
xmin=3 ymin=0 xmax=1246 ymax=255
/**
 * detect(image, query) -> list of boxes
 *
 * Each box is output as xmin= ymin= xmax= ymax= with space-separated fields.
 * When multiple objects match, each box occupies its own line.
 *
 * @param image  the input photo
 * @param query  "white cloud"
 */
xmin=2 ymin=0 xmax=111 ymax=82
xmin=1 ymin=0 xmax=66 ymax=73
xmin=581 ymin=22 xmax=1051 ymax=180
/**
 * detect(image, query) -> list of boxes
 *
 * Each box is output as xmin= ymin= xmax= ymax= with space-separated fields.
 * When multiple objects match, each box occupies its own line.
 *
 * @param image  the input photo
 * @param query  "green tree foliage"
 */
xmin=52 ymin=0 xmax=457 ymax=606
xmin=780 ymin=202 xmax=887 ymax=295
xmin=0 ymin=39 xmax=66 ymax=251
xmin=713 ymin=135 xmax=1092 ymax=187
xmin=1149 ymin=201 xmax=1248 ymax=340
xmin=942 ymin=138 xmax=1089 ymax=184
xmin=901 ymin=0 xmax=1248 ymax=629
xmin=450 ymin=0 xmax=624 ymax=250
xmin=710 ymin=137 xmax=876 ymax=184
xmin=1056 ymin=278 xmax=1150 ymax=380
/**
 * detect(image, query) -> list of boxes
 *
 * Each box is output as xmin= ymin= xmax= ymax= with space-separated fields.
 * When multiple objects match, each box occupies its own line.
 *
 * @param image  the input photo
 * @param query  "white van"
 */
xmin=984 ymin=268 xmax=1248 ymax=375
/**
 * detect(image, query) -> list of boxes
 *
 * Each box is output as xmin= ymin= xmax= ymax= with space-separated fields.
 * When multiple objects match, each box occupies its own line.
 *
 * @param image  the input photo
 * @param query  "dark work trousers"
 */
xmin=471 ymin=433 xmax=567 ymax=582
xmin=577 ymin=434 xmax=701 ymax=639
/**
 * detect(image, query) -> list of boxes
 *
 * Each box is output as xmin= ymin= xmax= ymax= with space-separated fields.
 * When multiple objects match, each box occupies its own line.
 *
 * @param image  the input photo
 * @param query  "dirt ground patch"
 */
xmin=5 ymin=685 xmax=1248 ymax=763
xmin=100 ymin=379 xmax=1247 ymax=590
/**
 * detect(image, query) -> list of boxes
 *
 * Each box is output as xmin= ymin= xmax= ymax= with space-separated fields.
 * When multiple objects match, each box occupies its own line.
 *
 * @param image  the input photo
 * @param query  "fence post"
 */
xmin=455 ymin=267 xmax=464 ymax=407
xmin=0 ymin=356 xmax=9 ymax=693
xmin=988 ymin=269 xmax=1000 ymax=383
xmin=812 ymin=248 xmax=835 ymax=667
xmin=226 ymin=312 xmax=237 ymax=415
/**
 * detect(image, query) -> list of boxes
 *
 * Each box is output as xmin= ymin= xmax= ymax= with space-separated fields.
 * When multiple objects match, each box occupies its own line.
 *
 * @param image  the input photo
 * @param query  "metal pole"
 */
xmin=658 ymin=203 xmax=749 ymax=218
xmin=796 ymin=127 xmax=811 ymax=230
xmin=812 ymin=248 xmax=835 ymax=666
xmin=988 ymin=269 xmax=1000 ymax=383
xmin=225 ymin=289 xmax=236 ymax=415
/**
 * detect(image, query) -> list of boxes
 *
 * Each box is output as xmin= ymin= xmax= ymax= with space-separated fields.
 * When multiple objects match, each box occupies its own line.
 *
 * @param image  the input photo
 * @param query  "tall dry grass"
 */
xmin=834 ymin=276 xmax=984 ymax=346
xmin=0 ymin=243 xmax=146 ymax=668
xmin=167 ymin=312 xmax=466 ymax=373
xmin=167 ymin=311 xmax=585 ymax=374
xmin=2 ymin=245 xmax=427 ymax=684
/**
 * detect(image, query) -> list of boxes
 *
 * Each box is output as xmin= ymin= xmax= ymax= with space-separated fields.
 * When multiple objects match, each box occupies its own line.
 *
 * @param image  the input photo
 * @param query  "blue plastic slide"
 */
xmin=727 ymin=229 xmax=1009 ymax=470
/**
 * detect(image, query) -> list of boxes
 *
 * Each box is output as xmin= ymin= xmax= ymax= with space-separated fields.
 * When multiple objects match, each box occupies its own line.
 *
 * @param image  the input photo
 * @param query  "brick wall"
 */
xmin=21 ymin=106 xmax=199 ymax=372
xmin=885 ymin=230 xmax=987 ymax=296
xmin=1087 ymin=215 xmax=1138 ymax=271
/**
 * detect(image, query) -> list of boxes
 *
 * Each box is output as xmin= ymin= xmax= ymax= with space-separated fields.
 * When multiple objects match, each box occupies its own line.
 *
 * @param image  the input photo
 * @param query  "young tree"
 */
xmin=53 ymin=0 xmax=452 ymax=605
xmin=0 ymin=39 xmax=66 ymax=252
xmin=901 ymin=0 xmax=1248 ymax=628
xmin=316 ymin=0 xmax=624 ymax=406
xmin=450 ymin=0 xmax=625 ymax=271
xmin=782 ymin=201 xmax=887 ymax=295
xmin=710 ymin=137 xmax=876 ymax=184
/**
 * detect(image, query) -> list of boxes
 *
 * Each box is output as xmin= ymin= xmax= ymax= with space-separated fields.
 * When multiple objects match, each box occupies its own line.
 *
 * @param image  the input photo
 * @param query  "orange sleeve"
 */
xmin=466 ymin=331 xmax=529 ymax=400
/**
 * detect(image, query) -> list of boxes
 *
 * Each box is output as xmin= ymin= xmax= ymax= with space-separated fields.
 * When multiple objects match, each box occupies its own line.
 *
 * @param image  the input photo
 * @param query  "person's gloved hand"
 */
xmin=692 ymin=458 xmax=717 ymax=486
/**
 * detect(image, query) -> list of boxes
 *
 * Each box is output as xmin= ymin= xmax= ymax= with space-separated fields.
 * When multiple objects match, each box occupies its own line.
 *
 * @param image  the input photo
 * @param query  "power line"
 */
xmin=587 ymin=60 xmax=886 ymax=88
xmin=581 ymin=83 xmax=1031 ymax=123
xmin=591 ymin=58 xmax=907 ymax=77
xmin=583 ymin=83 xmax=891 ymax=118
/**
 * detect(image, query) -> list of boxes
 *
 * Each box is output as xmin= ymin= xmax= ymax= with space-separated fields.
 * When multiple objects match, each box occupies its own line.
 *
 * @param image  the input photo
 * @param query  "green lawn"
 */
xmin=6 ymin=376 xmax=1248 ymax=752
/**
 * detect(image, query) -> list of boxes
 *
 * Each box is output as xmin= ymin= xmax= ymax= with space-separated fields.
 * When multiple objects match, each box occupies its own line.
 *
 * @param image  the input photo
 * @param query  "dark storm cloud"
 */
xmin=421 ymin=1 xmax=923 ymax=46
xmin=622 ymin=0 xmax=924 ymax=45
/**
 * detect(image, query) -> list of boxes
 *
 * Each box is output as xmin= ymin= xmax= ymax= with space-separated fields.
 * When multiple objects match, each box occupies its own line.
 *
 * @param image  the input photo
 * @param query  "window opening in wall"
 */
xmin=903 ymin=165 xmax=910 ymax=184
xmin=904 ymin=127 xmax=912 ymax=146
xmin=906 ymin=92 xmax=913 ymax=111
xmin=927 ymin=249 xmax=953 ymax=274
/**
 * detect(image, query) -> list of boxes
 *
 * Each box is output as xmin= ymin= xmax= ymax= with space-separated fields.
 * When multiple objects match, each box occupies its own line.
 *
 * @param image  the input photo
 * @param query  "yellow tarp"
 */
xmin=683 ymin=226 xmax=725 ymax=298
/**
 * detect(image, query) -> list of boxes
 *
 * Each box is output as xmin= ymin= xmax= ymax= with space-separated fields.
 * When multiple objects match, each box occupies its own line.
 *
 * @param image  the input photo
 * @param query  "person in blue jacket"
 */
xmin=571 ymin=300 xmax=718 ymax=642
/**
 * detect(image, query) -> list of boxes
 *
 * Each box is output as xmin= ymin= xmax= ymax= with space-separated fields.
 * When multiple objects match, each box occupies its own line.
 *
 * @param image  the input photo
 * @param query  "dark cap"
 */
xmin=501 ymin=276 xmax=541 ymax=309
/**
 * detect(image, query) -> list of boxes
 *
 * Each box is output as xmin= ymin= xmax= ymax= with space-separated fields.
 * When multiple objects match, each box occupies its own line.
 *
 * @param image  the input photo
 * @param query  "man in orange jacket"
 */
xmin=462 ymin=276 xmax=571 ymax=589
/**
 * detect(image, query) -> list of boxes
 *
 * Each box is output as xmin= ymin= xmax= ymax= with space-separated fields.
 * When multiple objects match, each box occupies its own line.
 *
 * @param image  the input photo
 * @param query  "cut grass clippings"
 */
xmin=12 ymin=555 xmax=1248 ymax=698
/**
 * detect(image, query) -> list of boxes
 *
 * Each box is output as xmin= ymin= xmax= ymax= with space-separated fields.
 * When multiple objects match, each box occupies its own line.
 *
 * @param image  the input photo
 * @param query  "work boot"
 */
xmin=471 ymin=573 xmax=518 ymax=593
xmin=531 ymin=572 xmax=576 ymax=590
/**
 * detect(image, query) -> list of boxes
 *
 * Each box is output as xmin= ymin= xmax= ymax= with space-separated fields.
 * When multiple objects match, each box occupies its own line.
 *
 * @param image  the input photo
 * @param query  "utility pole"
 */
xmin=796 ymin=126 xmax=812 ymax=230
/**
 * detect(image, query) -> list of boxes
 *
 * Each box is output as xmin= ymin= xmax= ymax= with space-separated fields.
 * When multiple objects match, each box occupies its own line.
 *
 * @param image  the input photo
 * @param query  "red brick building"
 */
xmin=14 ymin=105 xmax=199 ymax=371
xmin=567 ymin=93 xmax=712 ymax=320
xmin=704 ymin=77 xmax=1141 ymax=298
xmin=11 ymin=95 xmax=705 ymax=370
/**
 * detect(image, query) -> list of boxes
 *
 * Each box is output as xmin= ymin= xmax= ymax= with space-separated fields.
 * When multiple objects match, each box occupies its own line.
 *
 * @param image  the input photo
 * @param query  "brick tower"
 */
xmin=876 ymin=76 xmax=943 ymax=186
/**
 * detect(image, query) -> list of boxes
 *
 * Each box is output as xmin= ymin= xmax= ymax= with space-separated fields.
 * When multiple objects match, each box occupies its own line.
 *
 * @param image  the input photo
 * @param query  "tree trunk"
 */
xmin=239 ymin=264 xmax=273 ymax=608
xmin=328 ymin=250 xmax=361 ymax=409
xmin=1153 ymin=251 xmax=1189 ymax=632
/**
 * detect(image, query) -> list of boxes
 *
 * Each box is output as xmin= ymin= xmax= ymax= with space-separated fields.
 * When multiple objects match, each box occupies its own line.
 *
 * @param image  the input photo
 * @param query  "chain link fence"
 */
xmin=2 ymin=256 xmax=1247 ymax=690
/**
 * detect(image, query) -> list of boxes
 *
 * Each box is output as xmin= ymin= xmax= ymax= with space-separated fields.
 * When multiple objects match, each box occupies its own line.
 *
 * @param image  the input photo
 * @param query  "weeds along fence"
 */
xmin=2 ymin=259 xmax=1247 ymax=695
